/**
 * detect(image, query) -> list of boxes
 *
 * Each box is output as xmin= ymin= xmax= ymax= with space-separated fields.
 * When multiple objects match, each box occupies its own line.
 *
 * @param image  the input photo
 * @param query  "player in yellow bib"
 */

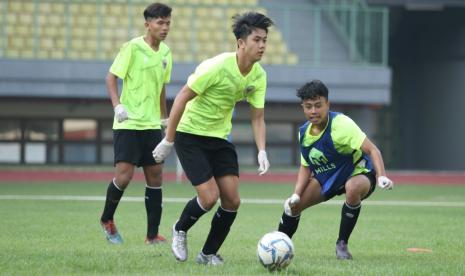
xmin=99 ymin=3 xmax=172 ymax=245
xmin=153 ymin=12 xmax=273 ymax=265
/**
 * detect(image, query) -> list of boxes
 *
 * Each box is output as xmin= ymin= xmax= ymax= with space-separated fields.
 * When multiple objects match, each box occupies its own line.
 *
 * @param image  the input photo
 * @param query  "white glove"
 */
xmin=114 ymin=104 xmax=129 ymax=123
xmin=377 ymin=176 xmax=394 ymax=190
xmin=284 ymin=193 xmax=300 ymax=216
xmin=161 ymin=118 xmax=169 ymax=128
xmin=257 ymin=150 xmax=270 ymax=175
xmin=152 ymin=138 xmax=174 ymax=163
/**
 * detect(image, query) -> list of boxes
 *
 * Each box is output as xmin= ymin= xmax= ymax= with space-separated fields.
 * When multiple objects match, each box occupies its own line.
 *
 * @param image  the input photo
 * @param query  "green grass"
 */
xmin=1 ymin=180 xmax=464 ymax=275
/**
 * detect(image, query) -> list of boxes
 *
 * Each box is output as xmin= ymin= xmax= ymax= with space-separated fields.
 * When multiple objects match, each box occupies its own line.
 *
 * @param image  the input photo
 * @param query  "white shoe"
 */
xmin=195 ymin=252 xmax=224 ymax=266
xmin=171 ymin=222 xmax=187 ymax=262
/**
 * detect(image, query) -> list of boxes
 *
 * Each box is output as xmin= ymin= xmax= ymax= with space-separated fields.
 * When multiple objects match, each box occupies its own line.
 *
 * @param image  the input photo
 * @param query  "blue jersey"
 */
xmin=299 ymin=112 xmax=372 ymax=198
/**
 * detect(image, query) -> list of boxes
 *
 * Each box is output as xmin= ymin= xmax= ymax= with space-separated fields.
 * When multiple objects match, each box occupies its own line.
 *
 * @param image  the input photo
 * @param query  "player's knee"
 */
xmin=222 ymin=197 xmax=241 ymax=211
xmin=199 ymin=193 xmax=219 ymax=210
xmin=146 ymin=175 xmax=162 ymax=187
xmin=115 ymin=174 xmax=133 ymax=189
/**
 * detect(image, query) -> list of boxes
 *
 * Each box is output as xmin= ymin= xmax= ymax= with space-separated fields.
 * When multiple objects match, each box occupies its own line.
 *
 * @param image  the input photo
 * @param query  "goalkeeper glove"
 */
xmin=114 ymin=104 xmax=129 ymax=123
xmin=283 ymin=193 xmax=300 ymax=216
xmin=257 ymin=150 xmax=270 ymax=175
xmin=377 ymin=176 xmax=394 ymax=190
xmin=152 ymin=138 xmax=174 ymax=163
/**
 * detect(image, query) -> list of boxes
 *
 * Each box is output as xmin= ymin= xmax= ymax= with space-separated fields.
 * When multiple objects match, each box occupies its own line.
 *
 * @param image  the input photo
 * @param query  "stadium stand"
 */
xmin=1 ymin=0 xmax=298 ymax=65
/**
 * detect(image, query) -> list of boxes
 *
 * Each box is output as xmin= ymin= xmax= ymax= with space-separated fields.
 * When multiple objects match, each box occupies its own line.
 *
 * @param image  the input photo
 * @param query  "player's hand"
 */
xmin=377 ymin=176 xmax=394 ymax=190
xmin=152 ymin=138 xmax=174 ymax=163
xmin=284 ymin=193 xmax=300 ymax=216
xmin=257 ymin=150 xmax=270 ymax=175
xmin=161 ymin=118 xmax=169 ymax=128
xmin=114 ymin=104 xmax=129 ymax=123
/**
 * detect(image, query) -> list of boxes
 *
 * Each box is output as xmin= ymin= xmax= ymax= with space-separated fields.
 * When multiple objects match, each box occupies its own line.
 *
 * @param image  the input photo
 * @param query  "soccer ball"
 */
xmin=257 ymin=231 xmax=294 ymax=271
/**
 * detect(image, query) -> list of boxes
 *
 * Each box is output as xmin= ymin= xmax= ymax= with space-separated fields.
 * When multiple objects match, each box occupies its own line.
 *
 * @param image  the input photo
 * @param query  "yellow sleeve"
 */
xmin=109 ymin=42 xmax=132 ymax=79
xmin=331 ymin=114 xmax=366 ymax=154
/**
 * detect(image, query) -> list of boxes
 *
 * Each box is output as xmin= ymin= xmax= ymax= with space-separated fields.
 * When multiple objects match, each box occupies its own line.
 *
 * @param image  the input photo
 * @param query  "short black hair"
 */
xmin=296 ymin=80 xmax=329 ymax=101
xmin=232 ymin=12 xmax=274 ymax=40
xmin=144 ymin=3 xmax=172 ymax=20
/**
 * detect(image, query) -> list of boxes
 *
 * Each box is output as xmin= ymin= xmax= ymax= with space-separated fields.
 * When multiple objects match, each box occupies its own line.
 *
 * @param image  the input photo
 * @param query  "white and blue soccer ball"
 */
xmin=257 ymin=231 xmax=294 ymax=271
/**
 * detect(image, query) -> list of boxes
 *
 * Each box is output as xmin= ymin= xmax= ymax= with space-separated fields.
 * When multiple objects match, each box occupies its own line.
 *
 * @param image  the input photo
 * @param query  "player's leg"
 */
xmin=199 ymin=174 xmax=239 ymax=262
xmin=336 ymin=171 xmax=376 ymax=259
xmin=100 ymin=130 xmax=137 ymax=244
xmin=195 ymin=137 xmax=238 ymax=265
xmin=278 ymin=177 xmax=325 ymax=238
xmin=171 ymin=178 xmax=217 ymax=262
xmin=100 ymin=161 xmax=135 ymax=244
xmin=143 ymin=164 xmax=166 ymax=244
xmin=171 ymin=132 xmax=218 ymax=261
xmin=141 ymin=129 xmax=167 ymax=244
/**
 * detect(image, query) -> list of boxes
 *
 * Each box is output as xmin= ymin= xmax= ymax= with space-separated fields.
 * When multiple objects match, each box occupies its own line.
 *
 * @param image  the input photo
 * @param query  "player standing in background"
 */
xmin=152 ymin=12 xmax=273 ymax=265
xmin=278 ymin=80 xmax=394 ymax=260
xmin=99 ymin=2 xmax=172 ymax=245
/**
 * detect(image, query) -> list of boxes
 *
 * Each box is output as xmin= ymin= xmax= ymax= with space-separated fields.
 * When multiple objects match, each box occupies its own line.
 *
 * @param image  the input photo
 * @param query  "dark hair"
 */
xmin=296 ymin=80 xmax=329 ymax=101
xmin=144 ymin=3 xmax=172 ymax=20
xmin=232 ymin=12 xmax=274 ymax=40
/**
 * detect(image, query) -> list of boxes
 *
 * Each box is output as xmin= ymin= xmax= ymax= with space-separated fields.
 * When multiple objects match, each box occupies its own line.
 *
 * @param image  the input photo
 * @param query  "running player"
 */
xmin=152 ymin=11 xmax=274 ymax=265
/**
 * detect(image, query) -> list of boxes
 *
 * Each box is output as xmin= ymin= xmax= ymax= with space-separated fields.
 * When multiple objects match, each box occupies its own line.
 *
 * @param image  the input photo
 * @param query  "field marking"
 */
xmin=0 ymin=195 xmax=464 ymax=207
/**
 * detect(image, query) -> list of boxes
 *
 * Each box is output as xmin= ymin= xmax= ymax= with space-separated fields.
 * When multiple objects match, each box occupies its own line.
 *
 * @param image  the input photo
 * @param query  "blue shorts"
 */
xmin=323 ymin=170 xmax=377 ymax=201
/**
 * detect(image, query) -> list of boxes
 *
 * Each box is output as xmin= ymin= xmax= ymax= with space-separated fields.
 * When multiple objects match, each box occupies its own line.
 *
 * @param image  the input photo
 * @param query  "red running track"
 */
xmin=0 ymin=170 xmax=464 ymax=185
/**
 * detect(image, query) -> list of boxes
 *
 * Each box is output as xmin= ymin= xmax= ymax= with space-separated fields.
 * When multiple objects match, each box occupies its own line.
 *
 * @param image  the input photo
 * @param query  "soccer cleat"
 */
xmin=145 ymin=233 xmax=167 ymax=245
xmin=171 ymin=223 xmax=188 ymax=261
xmin=100 ymin=220 xmax=123 ymax=244
xmin=335 ymin=240 xmax=353 ymax=260
xmin=195 ymin=252 xmax=224 ymax=266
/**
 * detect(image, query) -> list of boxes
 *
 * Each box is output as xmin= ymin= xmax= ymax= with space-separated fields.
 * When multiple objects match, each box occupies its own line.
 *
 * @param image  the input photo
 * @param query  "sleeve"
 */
xmin=164 ymin=49 xmax=172 ymax=84
xmin=186 ymin=59 xmax=218 ymax=95
xmin=247 ymin=68 xmax=267 ymax=109
xmin=109 ymin=42 xmax=132 ymax=79
xmin=332 ymin=114 xmax=367 ymax=154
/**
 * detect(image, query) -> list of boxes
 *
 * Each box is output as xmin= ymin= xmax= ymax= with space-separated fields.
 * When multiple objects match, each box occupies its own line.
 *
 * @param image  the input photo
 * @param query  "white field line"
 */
xmin=0 ymin=195 xmax=464 ymax=207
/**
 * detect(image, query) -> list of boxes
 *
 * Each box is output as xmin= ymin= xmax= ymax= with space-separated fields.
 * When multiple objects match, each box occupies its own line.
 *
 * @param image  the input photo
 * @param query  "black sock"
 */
xmin=101 ymin=179 xmax=124 ymax=222
xmin=202 ymin=206 xmax=237 ymax=255
xmin=338 ymin=202 xmax=361 ymax=243
xmin=175 ymin=197 xmax=207 ymax=232
xmin=145 ymin=186 xmax=162 ymax=239
xmin=278 ymin=212 xmax=301 ymax=239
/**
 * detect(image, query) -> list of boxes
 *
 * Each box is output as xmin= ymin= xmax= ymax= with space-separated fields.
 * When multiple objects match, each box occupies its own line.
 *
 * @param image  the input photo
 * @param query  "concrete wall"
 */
xmin=388 ymin=7 xmax=465 ymax=170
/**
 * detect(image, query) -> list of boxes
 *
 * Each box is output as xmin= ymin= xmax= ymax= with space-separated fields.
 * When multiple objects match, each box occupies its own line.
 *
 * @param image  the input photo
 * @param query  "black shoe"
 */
xmin=335 ymin=240 xmax=353 ymax=260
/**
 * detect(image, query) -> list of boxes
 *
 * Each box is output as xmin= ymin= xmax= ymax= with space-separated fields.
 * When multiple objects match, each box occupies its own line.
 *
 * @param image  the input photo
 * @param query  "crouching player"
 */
xmin=278 ymin=80 xmax=394 ymax=260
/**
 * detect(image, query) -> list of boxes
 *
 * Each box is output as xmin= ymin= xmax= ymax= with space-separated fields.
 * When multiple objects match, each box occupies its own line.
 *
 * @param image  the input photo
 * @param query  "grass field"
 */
xmin=1 ymin=180 xmax=464 ymax=275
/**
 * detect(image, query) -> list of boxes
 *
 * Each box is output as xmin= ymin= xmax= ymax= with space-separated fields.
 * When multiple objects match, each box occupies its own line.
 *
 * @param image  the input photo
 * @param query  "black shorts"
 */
xmin=324 ymin=170 xmax=377 ymax=201
xmin=113 ymin=129 xmax=162 ymax=167
xmin=174 ymin=131 xmax=239 ymax=186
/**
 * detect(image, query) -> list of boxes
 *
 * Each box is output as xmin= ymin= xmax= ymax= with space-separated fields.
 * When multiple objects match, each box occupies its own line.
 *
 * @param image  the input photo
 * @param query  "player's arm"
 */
xmin=284 ymin=165 xmax=311 ymax=215
xmin=152 ymin=85 xmax=196 ymax=162
xmin=294 ymin=165 xmax=312 ymax=196
xmin=164 ymin=85 xmax=197 ymax=142
xmin=160 ymin=85 xmax=167 ymax=118
xmin=106 ymin=72 xmax=120 ymax=108
xmin=361 ymin=137 xmax=393 ymax=189
xmin=106 ymin=72 xmax=129 ymax=123
xmin=251 ymin=107 xmax=270 ymax=175
xmin=250 ymin=107 xmax=266 ymax=152
xmin=159 ymin=85 xmax=169 ymax=127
